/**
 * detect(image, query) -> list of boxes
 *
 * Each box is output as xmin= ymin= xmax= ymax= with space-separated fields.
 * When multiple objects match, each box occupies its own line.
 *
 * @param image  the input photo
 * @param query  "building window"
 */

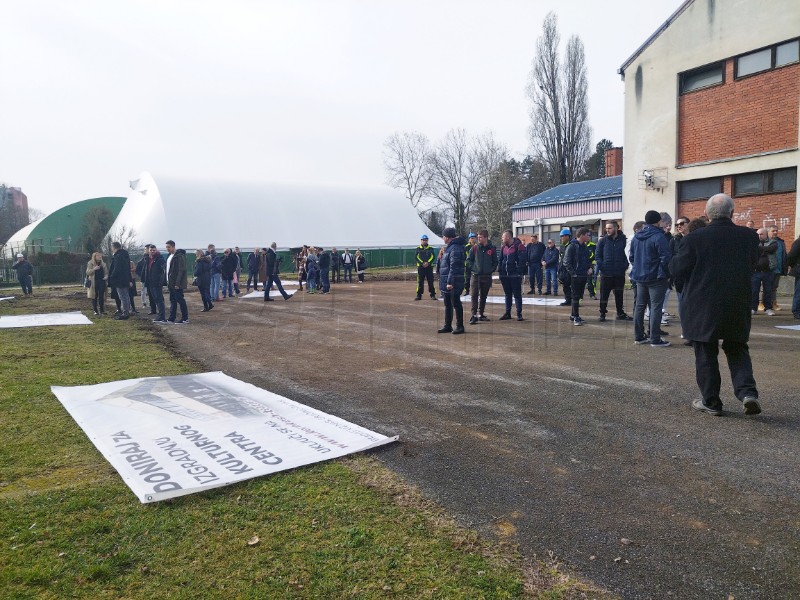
xmin=736 ymin=39 xmax=800 ymax=78
xmin=678 ymin=177 xmax=723 ymax=201
xmin=734 ymin=168 xmax=797 ymax=196
xmin=680 ymin=62 xmax=724 ymax=94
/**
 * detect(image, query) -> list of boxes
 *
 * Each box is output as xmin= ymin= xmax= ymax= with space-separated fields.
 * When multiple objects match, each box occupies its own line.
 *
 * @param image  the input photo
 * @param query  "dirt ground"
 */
xmin=130 ymin=276 xmax=799 ymax=598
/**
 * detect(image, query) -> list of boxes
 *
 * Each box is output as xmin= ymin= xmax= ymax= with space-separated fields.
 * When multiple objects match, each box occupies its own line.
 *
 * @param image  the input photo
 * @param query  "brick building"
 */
xmin=0 ymin=186 xmax=29 ymax=245
xmin=618 ymin=0 xmax=799 ymax=241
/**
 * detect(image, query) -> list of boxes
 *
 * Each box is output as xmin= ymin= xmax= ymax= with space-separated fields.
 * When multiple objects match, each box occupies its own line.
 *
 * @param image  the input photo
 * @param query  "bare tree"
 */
xmin=102 ymin=224 xmax=139 ymax=257
xmin=475 ymin=161 xmax=518 ymax=238
xmin=28 ymin=207 xmax=48 ymax=222
xmin=426 ymin=129 xmax=500 ymax=237
xmin=527 ymin=12 xmax=592 ymax=186
xmin=383 ymin=131 xmax=432 ymax=209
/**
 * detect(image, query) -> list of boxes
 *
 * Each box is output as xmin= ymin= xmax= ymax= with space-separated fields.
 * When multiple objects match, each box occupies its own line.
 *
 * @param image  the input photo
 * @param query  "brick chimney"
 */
xmin=605 ymin=147 xmax=623 ymax=177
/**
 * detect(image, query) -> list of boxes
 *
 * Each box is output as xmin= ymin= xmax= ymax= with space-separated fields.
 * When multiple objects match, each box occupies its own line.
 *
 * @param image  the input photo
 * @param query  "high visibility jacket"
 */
xmin=415 ymin=245 xmax=435 ymax=267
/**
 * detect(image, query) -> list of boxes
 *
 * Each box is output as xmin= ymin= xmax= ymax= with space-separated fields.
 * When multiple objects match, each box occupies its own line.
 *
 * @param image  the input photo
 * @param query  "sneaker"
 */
xmin=742 ymin=396 xmax=762 ymax=415
xmin=598 ymin=315 xmax=606 ymax=322
xmin=478 ymin=315 xmax=489 ymax=321
xmin=660 ymin=318 xmax=669 ymax=325
xmin=93 ymin=310 xmax=100 ymax=315
xmin=469 ymin=316 xmax=478 ymax=325
xmin=650 ymin=339 xmax=671 ymax=347
xmin=517 ymin=315 xmax=524 ymax=321
xmin=616 ymin=313 xmax=633 ymax=321
xmin=692 ymin=398 xmax=723 ymax=416
xmin=573 ymin=318 xmax=585 ymax=326
xmin=499 ymin=313 xmax=511 ymax=321
xmin=634 ymin=338 xmax=650 ymax=345
xmin=751 ymin=309 xmax=756 ymax=315
xmin=430 ymin=295 xmax=437 ymax=300
xmin=175 ymin=319 xmax=189 ymax=325
xmin=765 ymin=309 xmax=775 ymax=316
xmin=153 ymin=318 xmax=168 ymax=323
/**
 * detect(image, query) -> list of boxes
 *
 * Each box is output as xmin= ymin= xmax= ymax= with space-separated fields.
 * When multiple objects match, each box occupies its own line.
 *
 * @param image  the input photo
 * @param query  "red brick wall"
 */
xmin=605 ymin=148 xmax=623 ymax=177
xmin=678 ymin=60 xmax=800 ymax=165
xmin=678 ymin=176 xmax=796 ymax=240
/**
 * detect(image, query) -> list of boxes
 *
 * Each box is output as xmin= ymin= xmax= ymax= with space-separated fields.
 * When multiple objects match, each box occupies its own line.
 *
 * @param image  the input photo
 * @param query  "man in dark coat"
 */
xmin=109 ymin=242 xmax=132 ymax=320
xmin=143 ymin=244 xmax=167 ymax=322
xmin=563 ymin=228 xmax=592 ymax=326
xmin=672 ymin=194 xmax=761 ymax=417
xmin=246 ymin=248 xmax=260 ymax=292
xmin=595 ymin=221 xmax=631 ymax=322
xmin=11 ymin=253 xmax=34 ymax=296
xmin=165 ymin=240 xmax=189 ymax=324
xmin=525 ymin=235 xmax=545 ymax=295
xmin=498 ymin=230 xmax=527 ymax=321
xmin=263 ymin=242 xmax=292 ymax=301
xmin=437 ymin=227 xmax=466 ymax=334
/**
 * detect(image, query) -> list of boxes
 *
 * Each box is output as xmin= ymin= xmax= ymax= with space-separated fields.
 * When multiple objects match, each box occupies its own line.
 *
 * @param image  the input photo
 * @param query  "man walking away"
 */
xmin=595 ymin=221 xmax=631 ymax=322
xmin=673 ymin=194 xmax=761 ymax=417
xmin=165 ymin=240 xmax=189 ymax=324
xmin=466 ymin=229 xmax=498 ymax=324
xmin=415 ymin=235 xmax=436 ymax=300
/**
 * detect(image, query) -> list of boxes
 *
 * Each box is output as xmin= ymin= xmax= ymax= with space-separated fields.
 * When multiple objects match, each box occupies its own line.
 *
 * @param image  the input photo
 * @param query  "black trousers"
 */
xmin=168 ymin=287 xmax=187 ymax=322
xmin=693 ymin=339 xmax=758 ymax=410
xmin=443 ymin=288 xmax=463 ymax=328
xmin=148 ymin=285 xmax=165 ymax=319
xmin=571 ymin=276 xmax=587 ymax=318
xmin=599 ymin=274 xmax=627 ymax=316
xmin=417 ymin=266 xmax=435 ymax=297
xmin=499 ymin=276 xmax=522 ymax=316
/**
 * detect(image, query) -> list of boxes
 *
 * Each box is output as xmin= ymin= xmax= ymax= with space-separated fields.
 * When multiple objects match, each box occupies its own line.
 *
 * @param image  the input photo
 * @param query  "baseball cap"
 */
xmin=560 ymin=228 xmax=571 ymax=236
xmin=420 ymin=235 xmax=428 ymax=240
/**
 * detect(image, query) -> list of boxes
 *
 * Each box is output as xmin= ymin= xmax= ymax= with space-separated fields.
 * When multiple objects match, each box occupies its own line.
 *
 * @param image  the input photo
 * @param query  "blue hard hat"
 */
xmin=560 ymin=228 xmax=571 ymax=236
xmin=468 ymin=232 xmax=476 ymax=238
xmin=420 ymin=234 xmax=429 ymax=240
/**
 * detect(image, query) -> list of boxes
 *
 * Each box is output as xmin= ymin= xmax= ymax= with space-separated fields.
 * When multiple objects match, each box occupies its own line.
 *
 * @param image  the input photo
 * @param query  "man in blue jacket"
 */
xmin=525 ymin=235 xmax=545 ymax=295
xmin=498 ymin=230 xmax=527 ymax=321
xmin=563 ymin=228 xmax=593 ymax=326
xmin=629 ymin=210 xmax=672 ymax=347
xmin=595 ymin=220 xmax=632 ymax=322
xmin=542 ymin=240 xmax=560 ymax=295
xmin=437 ymin=227 xmax=466 ymax=334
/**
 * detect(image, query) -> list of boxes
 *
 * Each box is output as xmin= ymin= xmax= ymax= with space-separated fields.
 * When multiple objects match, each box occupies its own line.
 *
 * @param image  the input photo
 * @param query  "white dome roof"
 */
xmin=114 ymin=172 xmax=442 ymax=250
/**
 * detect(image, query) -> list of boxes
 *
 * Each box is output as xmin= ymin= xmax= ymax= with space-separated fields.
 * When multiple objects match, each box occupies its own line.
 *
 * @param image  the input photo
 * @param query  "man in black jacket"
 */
xmin=165 ymin=240 xmax=188 ymax=324
xmin=318 ymin=248 xmax=331 ymax=293
xmin=144 ymin=244 xmax=167 ymax=322
xmin=595 ymin=221 xmax=631 ymax=322
xmin=525 ymin=235 xmax=545 ymax=295
xmin=563 ymin=228 xmax=592 ymax=326
xmin=109 ymin=242 xmax=132 ymax=320
xmin=672 ymin=194 xmax=761 ymax=417
xmin=263 ymin=242 xmax=292 ymax=301
xmin=331 ymin=247 xmax=341 ymax=284
xmin=466 ymin=229 xmax=498 ymax=324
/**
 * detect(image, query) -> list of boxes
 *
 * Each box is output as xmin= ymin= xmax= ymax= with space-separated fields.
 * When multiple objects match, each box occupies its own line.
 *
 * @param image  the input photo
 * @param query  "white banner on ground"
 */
xmin=51 ymin=372 xmax=398 ymax=503
xmin=0 ymin=311 xmax=93 ymax=328
xmin=444 ymin=295 xmax=563 ymax=306
xmin=775 ymin=325 xmax=800 ymax=331
xmin=241 ymin=289 xmax=296 ymax=299
xmin=0 ymin=296 xmax=15 ymax=302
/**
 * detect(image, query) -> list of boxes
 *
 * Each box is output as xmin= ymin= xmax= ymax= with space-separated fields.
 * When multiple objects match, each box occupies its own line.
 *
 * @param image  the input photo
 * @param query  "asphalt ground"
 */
xmin=149 ymin=278 xmax=799 ymax=599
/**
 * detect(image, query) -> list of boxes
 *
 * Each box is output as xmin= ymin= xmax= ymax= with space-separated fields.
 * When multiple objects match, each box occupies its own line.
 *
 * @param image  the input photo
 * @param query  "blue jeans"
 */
xmin=343 ymin=264 xmax=353 ymax=282
xmin=634 ymin=279 xmax=668 ymax=342
xmin=221 ymin=278 xmax=233 ymax=297
xmin=148 ymin=285 xmax=165 ymax=319
xmin=320 ymin=269 xmax=330 ymax=293
xmin=499 ymin=276 xmax=523 ymax=316
xmin=544 ymin=268 xmax=558 ymax=294
xmin=751 ymin=271 xmax=773 ymax=310
xmin=247 ymin=272 xmax=258 ymax=290
xmin=210 ymin=273 xmax=221 ymax=299
xmin=307 ymin=271 xmax=318 ymax=291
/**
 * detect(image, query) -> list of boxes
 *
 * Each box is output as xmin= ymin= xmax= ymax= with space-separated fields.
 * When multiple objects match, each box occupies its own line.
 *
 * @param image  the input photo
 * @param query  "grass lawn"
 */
xmin=0 ymin=291 xmax=606 ymax=599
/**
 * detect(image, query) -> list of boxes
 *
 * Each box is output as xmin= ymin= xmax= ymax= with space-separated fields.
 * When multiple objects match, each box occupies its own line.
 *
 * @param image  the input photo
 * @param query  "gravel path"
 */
xmin=157 ymin=280 xmax=800 ymax=599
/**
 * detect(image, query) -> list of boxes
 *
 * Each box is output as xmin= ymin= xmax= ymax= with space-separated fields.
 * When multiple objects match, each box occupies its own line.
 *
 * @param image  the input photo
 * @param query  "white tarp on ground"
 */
xmin=446 ymin=295 xmax=564 ymax=306
xmin=0 ymin=296 xmax=15 ymax=302
xmin=241 ymin=289 xmax=296 ymax=299
xmin=775 ymin=325 xmax=800 ymax=331
xmin=51 ymin=372 xmax=398 ymax=503
xmin=0 ymin=311 xmax=93 ymax=328
xmin=115 ymin=172 xmax=443 ymax=250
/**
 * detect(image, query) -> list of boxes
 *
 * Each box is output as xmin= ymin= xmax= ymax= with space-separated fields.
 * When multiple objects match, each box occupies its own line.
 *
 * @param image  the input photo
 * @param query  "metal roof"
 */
xmin=512 ymin=175 xmax=622 ymax=209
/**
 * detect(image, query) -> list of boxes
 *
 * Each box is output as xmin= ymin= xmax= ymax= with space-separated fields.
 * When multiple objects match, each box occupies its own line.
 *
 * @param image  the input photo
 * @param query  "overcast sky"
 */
xmin=1 ymin=0 xmax=683 ymax=214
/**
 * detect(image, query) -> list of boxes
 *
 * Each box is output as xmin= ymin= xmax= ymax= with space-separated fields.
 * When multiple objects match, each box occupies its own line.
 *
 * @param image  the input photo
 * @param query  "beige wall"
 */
xmin=620 ymin=0 xmax=800 ymax=236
